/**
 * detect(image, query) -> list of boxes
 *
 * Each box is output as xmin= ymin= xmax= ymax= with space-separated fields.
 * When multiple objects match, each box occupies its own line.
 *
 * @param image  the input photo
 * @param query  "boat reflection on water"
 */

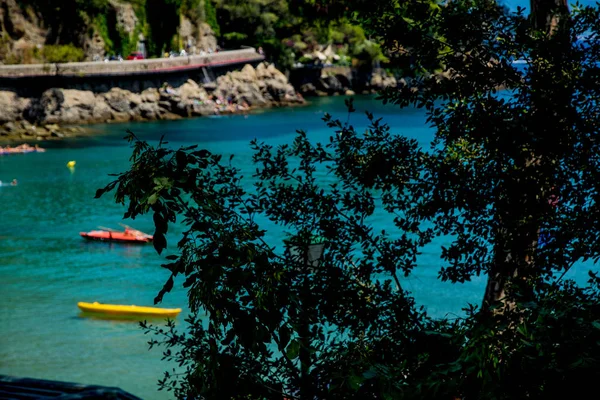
xmin=77 ymin=312 xmax=177 ymax=323
xmin=77 ymin=239 xmax=148 ymax=259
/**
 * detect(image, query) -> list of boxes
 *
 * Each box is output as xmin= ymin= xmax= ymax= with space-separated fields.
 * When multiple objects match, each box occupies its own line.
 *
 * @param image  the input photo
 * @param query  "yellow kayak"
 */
xmin=77 ymin=302 xmax=182 ymax=318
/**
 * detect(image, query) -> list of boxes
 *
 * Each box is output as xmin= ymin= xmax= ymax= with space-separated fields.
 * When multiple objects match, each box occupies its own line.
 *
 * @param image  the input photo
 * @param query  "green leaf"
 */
xmin=153 ymin=177 xmax=172 ymax=190
xmin=362 ymin=369 xmax=377 ymax=379
xmin=153 ymin=232 xmax=167 ymax=255
xmin=286 ymin=339 xmax=300 ymax=360
xmin=148 ymin=193 xmax=159 ymax=205
xmin=348 ymin=375 xmax=364 ymax=390
xmin=448 ymin=362 xmax=462 ymax=373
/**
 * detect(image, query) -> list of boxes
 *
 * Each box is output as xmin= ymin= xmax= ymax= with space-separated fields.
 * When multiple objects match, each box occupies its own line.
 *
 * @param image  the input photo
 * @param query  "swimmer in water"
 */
xmin=11 ymin=179 xmax=17 ymax=186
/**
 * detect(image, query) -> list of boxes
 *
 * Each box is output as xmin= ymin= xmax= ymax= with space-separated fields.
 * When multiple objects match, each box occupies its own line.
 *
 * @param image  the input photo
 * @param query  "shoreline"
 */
xmin=0 ymin=100 xmax=311 ymax=144
xmin=0 ymin=62 xmax=304 ymax=142
xmin=0 ymin=64 xmax=401 ymax=143
xmin=84 ymin=99 xmax=313 ymax=136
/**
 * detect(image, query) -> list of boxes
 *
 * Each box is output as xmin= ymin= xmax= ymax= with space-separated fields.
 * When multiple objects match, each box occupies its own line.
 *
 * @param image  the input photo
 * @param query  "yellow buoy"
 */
xmin=67 ymin=161 xmax=76 ymax=168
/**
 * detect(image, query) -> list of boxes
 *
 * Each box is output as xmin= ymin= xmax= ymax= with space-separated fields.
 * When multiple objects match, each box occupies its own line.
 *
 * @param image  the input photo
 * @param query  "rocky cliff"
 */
xmin=0 ymin=63 xmax=303 ymax=141
xmin=0 ymin=0 xmax=218 ymax=64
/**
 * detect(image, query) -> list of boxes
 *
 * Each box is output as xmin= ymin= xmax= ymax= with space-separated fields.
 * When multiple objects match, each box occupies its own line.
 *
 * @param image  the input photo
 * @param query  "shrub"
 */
xmin=204 ymin=0 xmax=220 ymax=37
xmin=42 ymin=44 xmax=85 ymax=63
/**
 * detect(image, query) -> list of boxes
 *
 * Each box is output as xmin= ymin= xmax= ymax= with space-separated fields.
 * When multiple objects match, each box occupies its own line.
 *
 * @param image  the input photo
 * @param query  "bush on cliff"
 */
xmin=203 ymin=0 xmax=220 ymax=37
xmin=42 ymin=45 xmax=85 ymax=63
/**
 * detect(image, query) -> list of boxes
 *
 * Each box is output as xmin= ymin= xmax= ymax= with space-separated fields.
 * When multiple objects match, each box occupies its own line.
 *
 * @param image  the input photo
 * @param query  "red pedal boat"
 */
xmin=80 ymin=225 xmax=153 ymax=244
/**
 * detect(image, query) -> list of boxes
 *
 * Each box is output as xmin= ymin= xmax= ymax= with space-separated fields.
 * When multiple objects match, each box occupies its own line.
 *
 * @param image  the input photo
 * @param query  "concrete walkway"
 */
xmin=0 ymin=48 xmax=264 ymax=79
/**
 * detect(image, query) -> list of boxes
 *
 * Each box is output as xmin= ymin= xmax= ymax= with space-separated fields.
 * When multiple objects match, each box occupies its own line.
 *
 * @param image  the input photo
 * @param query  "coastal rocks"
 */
xmin=255 ymin=63 xmax=271 ymax=80
xmin=29 ymin=89 xmax=96 ymax=124
xmin=236 ymin=87 xmax=268 ymax=107
xmin=291 ymin=66 xmax=400 ymax=97
xmin=238 ymin=64 xmax=258 ymax=82
xmin=137 ymin=102 xmax=161 ymax=120
xmin=2 ymin=121 xmax=18 ymax=132
xmin=44 ymin=124 xmax=60 ymax=134
xmin=102 ymin=87 xmax=140 ymax=114
xmin=319 ymin=75 xmax=343 ymax=93
xmin=0 ymin=63 xmax=304 ymax=141
xmin=62 ymin=90 xmax=96 ymax=111
xmin=0 ymin=91 xmax=28 ymax=123
xmin=370 ymin=71 xmax=397 ymax=90
xmin=178 ymin=79 xmax=208 ymax=102
xmin=29 ymin=89 xmax=62 ymax=122
xmin=0 ymin=119 xmax=76 ymax=141
xmin=300 ymin=83 xmax=317 ymax=96
xmin=266 ymin=79 xmax=296 ymax=102
xmin=210 ymin=63 xmax=302 ymax=108
xmin=140 ymin=88 xmax=160 ymax=103
xmin=215 ymin=76 xmax=262 ymax=106
xmin=92 ymin=101 xmax=113 ymax=121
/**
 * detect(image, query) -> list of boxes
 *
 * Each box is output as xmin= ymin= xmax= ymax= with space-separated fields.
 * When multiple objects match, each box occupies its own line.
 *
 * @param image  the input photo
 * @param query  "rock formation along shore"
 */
xmin=0 ymin=63 xmax=303 ymax=141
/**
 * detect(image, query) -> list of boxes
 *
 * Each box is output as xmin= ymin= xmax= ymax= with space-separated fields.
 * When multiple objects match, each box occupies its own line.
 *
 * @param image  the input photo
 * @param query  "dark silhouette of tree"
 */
xmin=530 ymin=0 xmax=568 ymax=32
xmin=98 ymin=1 xmax=600 ymax=398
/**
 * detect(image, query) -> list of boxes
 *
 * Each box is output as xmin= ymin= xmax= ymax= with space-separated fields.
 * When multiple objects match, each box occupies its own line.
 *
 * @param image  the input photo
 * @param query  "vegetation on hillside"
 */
xmin=3 ymin=0 xmax=386 ymax=68
xmin=41 ymin=44 xmax=85 ymax=63
xmin=4 ymin=0 xmax=193 ymax=61
xmin=98 ymin=0 xmax=600 ymax=398
xmin=212 ymin=0 xmax=386 ymax=69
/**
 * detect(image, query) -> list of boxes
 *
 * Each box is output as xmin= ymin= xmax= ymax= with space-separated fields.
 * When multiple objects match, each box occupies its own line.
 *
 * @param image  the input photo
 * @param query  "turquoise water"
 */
xmin=0 ymin=96 xmax=595 ymax=399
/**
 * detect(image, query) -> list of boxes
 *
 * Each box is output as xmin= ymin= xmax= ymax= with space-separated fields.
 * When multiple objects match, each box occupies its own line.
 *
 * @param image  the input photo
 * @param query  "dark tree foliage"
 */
xmin=145 ymin=0 xmax=181 ymax=57
xmin=352 ymin=0 xmax=600 ymax=309
xmin=98 ymin=1 xmax=600 ymax=399
xmin=25 ymin=0 xmax=109 ymax=45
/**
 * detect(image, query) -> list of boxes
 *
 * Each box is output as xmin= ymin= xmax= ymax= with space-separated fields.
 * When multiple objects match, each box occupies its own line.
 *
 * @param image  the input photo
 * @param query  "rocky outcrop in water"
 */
xmin=291 ymin=66 xmax=399 ymax=97
xmin=0 ymin=63 xmax=304 ymax=141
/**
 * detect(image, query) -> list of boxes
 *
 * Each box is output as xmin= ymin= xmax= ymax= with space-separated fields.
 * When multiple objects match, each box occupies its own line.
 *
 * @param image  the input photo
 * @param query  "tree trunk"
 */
xmin=530 ymin=0 xmax=569 ymax=33
xmin=482 ymin=0 xmax=570 ymax=311
xmin=483 ymin=179 xmax=542 ymax=310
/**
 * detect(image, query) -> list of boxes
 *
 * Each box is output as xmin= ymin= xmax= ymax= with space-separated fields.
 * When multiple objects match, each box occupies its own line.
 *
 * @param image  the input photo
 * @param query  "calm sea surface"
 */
xmin=0 ymin=95 xmax=595 ymax=399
